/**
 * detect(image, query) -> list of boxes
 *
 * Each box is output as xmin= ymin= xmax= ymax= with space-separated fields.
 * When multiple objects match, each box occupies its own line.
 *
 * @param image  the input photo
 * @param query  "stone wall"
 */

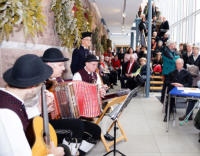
xmin=0 ymin=0 xmax=106 ymax=87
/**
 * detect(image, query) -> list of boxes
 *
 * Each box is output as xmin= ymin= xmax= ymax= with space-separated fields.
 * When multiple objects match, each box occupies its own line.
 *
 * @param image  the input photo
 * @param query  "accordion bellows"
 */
xmin=51 ymin=81 xmax=102 ymax=119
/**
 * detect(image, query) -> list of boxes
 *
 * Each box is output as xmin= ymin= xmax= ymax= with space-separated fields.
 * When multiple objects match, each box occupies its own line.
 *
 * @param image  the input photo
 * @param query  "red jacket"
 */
xmin=112 ymin=59 xmax=121 ymax=70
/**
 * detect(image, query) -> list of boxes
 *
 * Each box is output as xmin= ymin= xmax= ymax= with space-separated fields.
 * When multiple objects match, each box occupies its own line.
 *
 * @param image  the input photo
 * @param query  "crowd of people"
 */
xmin=136 ymin=2 xmax=200 ymax=122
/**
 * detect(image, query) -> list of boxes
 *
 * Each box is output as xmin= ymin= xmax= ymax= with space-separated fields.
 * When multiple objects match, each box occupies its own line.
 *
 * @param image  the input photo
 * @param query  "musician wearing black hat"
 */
xmin=73 ymin=54 xmax=102 ymax=86
xmin=0 ymin=54 xmax=65 ymax=156
xmin=41 ymin=48 xmax=101 ymax=156
xmin=70 ymin=32 xmax=92 ymax=75
xmin=73 ymin=54 xmax=115 ymax=141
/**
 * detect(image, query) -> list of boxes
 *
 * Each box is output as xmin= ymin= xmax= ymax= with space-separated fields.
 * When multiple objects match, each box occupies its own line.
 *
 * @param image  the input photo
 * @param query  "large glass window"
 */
xmin=197 ymin=0 xmax=200 ymax=10
xmin=154 ymin=0 xmax=199 ymax=46
xmin=195 ymin=13 xmax=200 ymax=44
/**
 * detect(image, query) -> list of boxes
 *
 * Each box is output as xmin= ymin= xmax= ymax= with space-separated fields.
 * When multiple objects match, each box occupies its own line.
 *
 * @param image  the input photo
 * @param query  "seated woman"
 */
xmin=154 ymin=40 xmax=163 ymax=57
xmin=133 ymin=57 xmax=149 ymax=86
xmin=99 ymin=55 xmax=111 ymax=87
xmin=111 ymin=55 xmax=121 ymax=80
xmin=104 ymin=56 xmax=118 ymax=86
xmin=152 ymin=52 xmax=163 ymax=74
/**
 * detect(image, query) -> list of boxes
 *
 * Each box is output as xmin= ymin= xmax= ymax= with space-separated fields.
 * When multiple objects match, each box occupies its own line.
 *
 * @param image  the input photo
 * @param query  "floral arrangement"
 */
xmin=51 ymin=0 xmax=78 ymax=48
xmin=51 ymin=0 xmax=92 ymax=48
xmin=0 ymin=0 xmax=46 ymax=42
xmin=101 ymin=34 xmax=107 ymax=51
xmin=107 ymin=39 xmax=112 ymax=50
xmin=92 ymin=27 xmax=104 ymax=55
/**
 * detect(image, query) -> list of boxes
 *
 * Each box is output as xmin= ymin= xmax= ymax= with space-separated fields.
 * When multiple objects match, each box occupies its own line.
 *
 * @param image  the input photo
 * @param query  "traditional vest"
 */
xmin=78 ymin=68 xmax=97 ymax=84
xmin=0 ymin=90 xmax=34 ymax=146
xmin=0 ymin=90 xmax=29 ymax=131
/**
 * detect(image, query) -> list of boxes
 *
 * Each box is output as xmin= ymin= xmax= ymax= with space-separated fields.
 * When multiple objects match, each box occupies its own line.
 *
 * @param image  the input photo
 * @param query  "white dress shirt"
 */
xmin=127 ymin=62 xmax=133 ymax=74
xmin=73 ymin=69 xmax=102 ymax=87
xmin=0 ymin=88 xmax=32 ymax=156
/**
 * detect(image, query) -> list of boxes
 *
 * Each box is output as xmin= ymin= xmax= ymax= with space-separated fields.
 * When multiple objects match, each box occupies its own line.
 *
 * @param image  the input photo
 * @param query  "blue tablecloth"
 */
xmin=170 ymin=87 xmax=200 ymax=98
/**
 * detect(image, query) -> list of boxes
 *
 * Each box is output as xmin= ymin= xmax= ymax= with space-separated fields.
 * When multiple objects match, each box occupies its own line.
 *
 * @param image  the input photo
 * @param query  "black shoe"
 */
xmin=163 ymin=115 xmax=170 ymax=122
xmin=79 ymin=149 xmax=86 ymax=156
xmin=163 ymin=115 xmax=167 ymax=122
xmin=104 ymin=133 xmax=114 ymax=141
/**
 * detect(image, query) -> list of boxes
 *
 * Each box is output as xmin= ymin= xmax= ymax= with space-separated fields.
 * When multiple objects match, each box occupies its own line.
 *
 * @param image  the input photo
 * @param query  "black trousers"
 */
xmin=186 ymin=100 xmax=197 ymax=117
xmin=126 ymin=77 xmax=138 ymax=90
xmin=109 ymin=71 xmax=118 ymax=84
xmin=165 ymin=97 xmax=197 ymax=118
xmin=50 ymin=119 xmax=101 ymax=144
xmin=120 ymin=75 xmax=138 ymax=89
xmin=116 ymin=68 xmax=121 ymax=80
xmin=161 ymin=75 xmax=168 ymax=103
xmin=120 ymin=75 xmax=129 ymax=88
xmin=102 ymin=74 xmax=111 ymax=86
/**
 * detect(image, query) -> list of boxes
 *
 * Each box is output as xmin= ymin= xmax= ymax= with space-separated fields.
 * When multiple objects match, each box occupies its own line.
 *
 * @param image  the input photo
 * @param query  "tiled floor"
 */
xmin=87 ymin=92 xmax=200 ymax=156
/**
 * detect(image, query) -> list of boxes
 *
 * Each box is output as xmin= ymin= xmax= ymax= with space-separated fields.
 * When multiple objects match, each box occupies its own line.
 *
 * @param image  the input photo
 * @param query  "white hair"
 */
xmin=130 ymin=54 xmax=138 ymax=61
xmin=187 ymin=43 xmax=193 ymax=47
xmin=166 ymin=40 xmax=174 ymax=47
xmin=176 ymin=58 xmax=184 ymax=64
xmin=158 ymin=40 xmax=163 ymax=44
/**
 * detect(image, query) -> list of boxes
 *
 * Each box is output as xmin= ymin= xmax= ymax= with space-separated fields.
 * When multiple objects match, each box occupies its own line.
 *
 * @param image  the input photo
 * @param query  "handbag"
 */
xmin=135 ymin=74 xmax=145 ymax=85
xmin=187 ymin=64 xmax=199 ymax=77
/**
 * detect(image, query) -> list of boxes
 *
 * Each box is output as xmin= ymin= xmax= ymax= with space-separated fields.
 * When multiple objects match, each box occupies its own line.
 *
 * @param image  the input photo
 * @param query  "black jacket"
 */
xmin=166 ymin=69 xmax=192 ymax=91
xmin=122 ymin=61 xmax=140 ymax=76
xmin=70 ymin=46 xmax=90 ymax=74
xmin=159 ymin=21 xmax=169 ymax=36
xmin=139 ymin=21 xmax=147 ymax=35
xmin=182 ymin=52 xmax=192 ymax=69
xmin=187 ymin=55 xmax=200 ymax=69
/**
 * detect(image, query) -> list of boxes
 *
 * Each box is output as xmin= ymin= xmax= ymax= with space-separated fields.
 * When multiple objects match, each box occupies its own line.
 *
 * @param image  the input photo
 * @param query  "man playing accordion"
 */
xmin=73 ymin=54 xmax=115 ymax=141
xmin=41 ymin=48 xmax=101 ymax=156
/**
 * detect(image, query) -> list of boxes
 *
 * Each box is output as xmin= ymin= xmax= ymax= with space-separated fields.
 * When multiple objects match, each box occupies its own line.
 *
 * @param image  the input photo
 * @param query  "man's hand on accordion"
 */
xmin=45 ymin=90 xmax=55 ymax=113
xmin=100 ymin=87 xmax=106 ymax=98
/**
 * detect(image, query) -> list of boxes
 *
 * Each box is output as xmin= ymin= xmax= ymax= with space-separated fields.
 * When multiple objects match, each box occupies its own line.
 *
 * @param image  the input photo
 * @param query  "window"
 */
xmin=197 ymin=0 xmax=200 ymax=10
xmin=195 ymin=13 xmax=200 ymax=44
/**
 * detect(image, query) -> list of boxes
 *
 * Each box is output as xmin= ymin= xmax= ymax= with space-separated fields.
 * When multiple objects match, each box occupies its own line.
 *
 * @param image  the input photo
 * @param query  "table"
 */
xmin=166 ymin=87 xmax=200 ymax=132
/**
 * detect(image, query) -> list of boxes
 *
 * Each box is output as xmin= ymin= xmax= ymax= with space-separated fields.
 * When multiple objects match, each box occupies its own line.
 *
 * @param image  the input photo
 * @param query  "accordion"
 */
xmin=51 ymin=81 xmax=102 ymax=119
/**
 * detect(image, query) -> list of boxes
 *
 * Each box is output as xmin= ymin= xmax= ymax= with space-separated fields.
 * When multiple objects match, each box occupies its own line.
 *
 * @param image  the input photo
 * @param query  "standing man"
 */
xmin=71 ymin=32 xmax=92 ymax=75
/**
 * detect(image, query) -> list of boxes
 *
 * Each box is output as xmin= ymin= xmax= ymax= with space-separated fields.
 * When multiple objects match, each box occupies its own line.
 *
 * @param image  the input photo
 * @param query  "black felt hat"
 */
xmin=41 ymin=48 xmax=69 ymax=62
xmin=81 ymin=32 xmax=92 ymax=39
xmin=85 ymin=54 xmax=99 ymax=62
xmin=3 ymin=54 xmax=53 ymax=88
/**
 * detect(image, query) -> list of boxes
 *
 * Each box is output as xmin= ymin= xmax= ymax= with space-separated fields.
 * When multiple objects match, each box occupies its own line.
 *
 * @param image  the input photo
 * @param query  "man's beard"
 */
xmin=24 ymin=92 xmax=41 ymax=107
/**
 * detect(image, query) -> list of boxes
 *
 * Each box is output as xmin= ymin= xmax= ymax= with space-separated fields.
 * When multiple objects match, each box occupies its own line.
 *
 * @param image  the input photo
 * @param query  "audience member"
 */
xmin=161 ymin=41 xmax=180 ymax=103
xmin=112 ymin=55 xmax=121 ymax=80
xmin=163 ymin=58 xmax=196 ymax=122
xmin=159 ymin=17 xmax=169 ymax=37
xmin=120 ymin=54 xmax=140 ymax=89
xmin=182 ymin=43 xmax=193 ymax=68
